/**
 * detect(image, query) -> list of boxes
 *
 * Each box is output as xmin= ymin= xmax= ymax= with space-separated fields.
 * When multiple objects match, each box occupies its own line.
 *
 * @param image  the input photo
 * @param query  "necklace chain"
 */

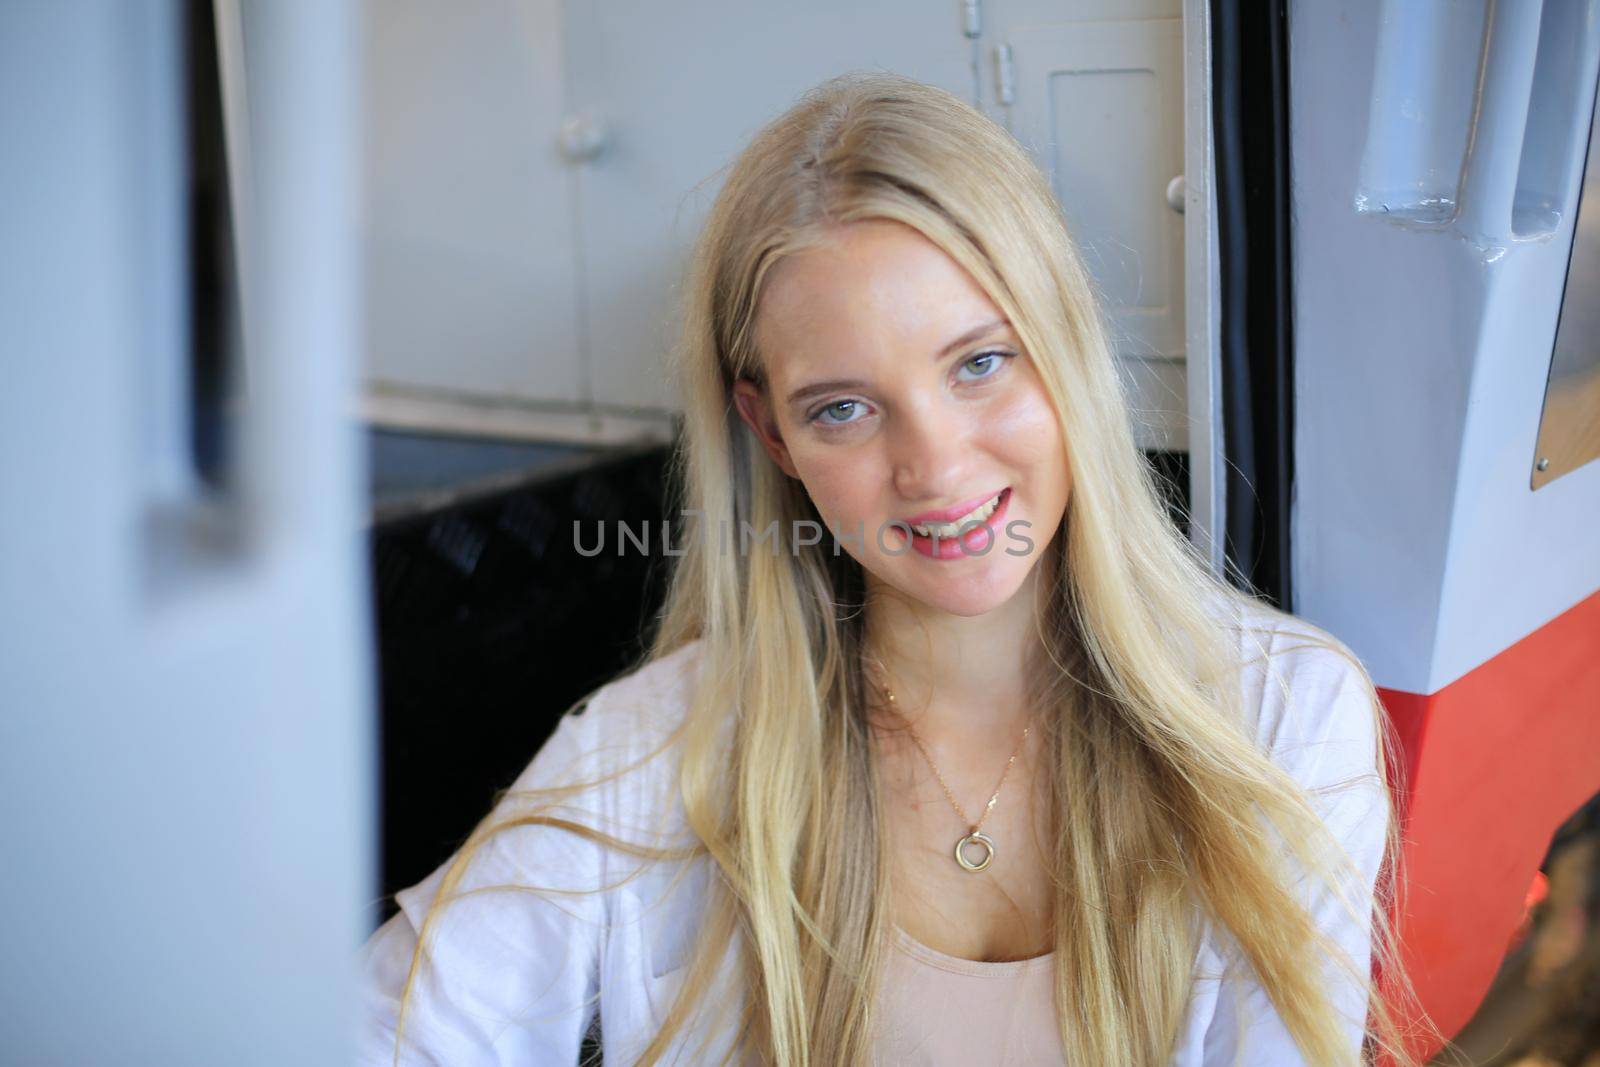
xmin=867 ymin=657 xmax=1029 ymax=835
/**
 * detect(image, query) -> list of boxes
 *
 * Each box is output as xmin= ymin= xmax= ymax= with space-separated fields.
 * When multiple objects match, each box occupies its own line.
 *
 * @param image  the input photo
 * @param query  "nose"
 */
xmin=889 ymin=395 xmax=976 ymax=507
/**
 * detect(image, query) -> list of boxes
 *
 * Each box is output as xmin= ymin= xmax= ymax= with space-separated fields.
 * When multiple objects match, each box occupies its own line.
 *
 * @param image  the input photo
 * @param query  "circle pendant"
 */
xmin=954 ymin=830 xmax=996 ymax=872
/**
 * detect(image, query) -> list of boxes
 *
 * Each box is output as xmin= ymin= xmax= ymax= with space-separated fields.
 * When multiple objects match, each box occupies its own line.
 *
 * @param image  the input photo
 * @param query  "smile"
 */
xmin=901 ymin=488 xmax=1013 ymax=560
xmin=906 ymin=489 xmax=1006 ymax=538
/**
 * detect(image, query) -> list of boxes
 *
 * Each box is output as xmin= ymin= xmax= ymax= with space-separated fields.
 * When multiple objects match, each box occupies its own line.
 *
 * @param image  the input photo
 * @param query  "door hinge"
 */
xmin=962 ymin=0 xmax=981 ymax=39
xmin=995 ymin=42 xmax=1014 ymax=106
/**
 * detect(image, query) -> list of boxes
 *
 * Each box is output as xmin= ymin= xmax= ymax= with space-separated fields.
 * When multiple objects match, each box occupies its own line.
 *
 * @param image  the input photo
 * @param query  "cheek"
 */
xmin=995 ymin=390 xmax=1072 ymax=520
xmin=790 ymin=449 xmax=878 ymax=523
xmin=991 ymin=382 xmax=1067 ymax=462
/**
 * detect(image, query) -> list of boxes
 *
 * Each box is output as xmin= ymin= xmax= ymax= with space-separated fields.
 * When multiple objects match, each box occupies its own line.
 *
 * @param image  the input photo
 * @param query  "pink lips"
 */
xmin=902 ymin=487 xmax=1012 ymax=560
xmin=900 ymin=488 xmax=1010 ymax=527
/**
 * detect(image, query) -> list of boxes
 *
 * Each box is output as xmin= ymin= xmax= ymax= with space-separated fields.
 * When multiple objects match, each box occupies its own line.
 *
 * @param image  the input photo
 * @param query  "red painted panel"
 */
xmin=1375 ymin=588 xmax=1600 ymax=1064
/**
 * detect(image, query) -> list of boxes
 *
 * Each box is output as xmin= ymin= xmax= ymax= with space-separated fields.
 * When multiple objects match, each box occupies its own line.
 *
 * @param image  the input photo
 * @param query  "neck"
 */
xmin=861 ymin=564 xmax=1045 ymax=745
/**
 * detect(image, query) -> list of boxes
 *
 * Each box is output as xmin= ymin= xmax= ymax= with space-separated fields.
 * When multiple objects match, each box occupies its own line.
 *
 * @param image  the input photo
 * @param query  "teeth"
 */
xmin=910 ymin=491 xmax=1004 ymax=538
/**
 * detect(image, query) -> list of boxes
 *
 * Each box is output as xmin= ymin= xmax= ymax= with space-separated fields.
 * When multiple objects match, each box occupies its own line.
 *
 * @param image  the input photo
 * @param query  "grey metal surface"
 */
xmin=1533 ymin=77 xmax=1600 ymax=489
xmin=367 ymin=428 xmax=667 ymax=526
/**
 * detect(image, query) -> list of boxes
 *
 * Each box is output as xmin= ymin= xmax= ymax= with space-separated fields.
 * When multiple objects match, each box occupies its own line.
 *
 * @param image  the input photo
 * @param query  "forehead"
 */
xmin=753 ymin=221 xmax=1003 ymax=375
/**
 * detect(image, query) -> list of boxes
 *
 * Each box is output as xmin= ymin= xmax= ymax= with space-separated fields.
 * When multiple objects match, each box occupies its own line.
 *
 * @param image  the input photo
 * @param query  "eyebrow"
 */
xmin=782 ymin=317 xmax=1012 ymax=409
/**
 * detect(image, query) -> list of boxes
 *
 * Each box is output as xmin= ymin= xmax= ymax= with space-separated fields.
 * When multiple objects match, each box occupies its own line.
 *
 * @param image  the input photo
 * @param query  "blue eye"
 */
xmin=956 ymin=350 xmax=1014 ymax=381
xmin=810 ymin=398 xmax=865 ymax=427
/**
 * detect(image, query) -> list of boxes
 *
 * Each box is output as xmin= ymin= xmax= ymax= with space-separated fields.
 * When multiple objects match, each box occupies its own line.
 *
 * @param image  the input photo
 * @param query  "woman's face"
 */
xmin=732 ymin=219 xmax=1071 ymax=618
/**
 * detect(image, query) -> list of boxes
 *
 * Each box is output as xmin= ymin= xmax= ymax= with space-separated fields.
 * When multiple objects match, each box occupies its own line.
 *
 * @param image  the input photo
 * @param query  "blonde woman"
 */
xmin=357 ymin=72 xmax=1434 ymax=1066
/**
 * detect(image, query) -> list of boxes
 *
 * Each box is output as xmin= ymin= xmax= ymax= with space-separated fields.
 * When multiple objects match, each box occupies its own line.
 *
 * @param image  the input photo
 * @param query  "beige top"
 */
xmin=875 ymin=925 xmax=1065 ymax=1065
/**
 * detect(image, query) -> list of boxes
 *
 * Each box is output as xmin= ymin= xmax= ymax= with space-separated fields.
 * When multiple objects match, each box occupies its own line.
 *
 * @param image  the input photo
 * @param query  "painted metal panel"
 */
xmin=1378 ymin=591 xmax=1600 ymax=1052
xmin=0 ymin=2 xmax=373 ymax=1062
xmin=1181 ymin=0 xmax=1225 ymax=571
xmin=362 ymin=0 xmax=584 ymax=406
xmin=1533 ymin=75 xmax=1600 ymax=488
xmin=1006 ymin=18 xmax=1189 ymax=451
xmin=561 ymin=1 xmax=975 ymax=413
xmin=1290 ymin=0 xmax=1600 ymax=695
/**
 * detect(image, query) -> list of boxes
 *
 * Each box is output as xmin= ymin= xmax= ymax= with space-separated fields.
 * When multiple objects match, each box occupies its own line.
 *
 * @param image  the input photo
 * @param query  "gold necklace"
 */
xmin=868 ymin=659 xmax=1030 ymax=873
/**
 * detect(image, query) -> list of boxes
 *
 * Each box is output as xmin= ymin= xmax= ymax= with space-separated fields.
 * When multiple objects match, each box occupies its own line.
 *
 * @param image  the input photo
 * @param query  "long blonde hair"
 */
xmin=390 ymin=71 xmax=1439 ymax=1066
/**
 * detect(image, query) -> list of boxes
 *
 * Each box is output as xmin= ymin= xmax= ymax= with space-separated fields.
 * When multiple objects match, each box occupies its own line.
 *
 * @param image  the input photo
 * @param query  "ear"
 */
xmin=731 ymin=378 xmax=801 ymax=480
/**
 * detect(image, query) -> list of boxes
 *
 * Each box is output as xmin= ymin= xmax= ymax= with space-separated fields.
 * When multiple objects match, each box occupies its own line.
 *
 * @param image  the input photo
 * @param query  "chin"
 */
xmin=889 ymin=560 xmax=1034 ymax=618
xmin=922 ymin=593 xmax=1012 ymax=618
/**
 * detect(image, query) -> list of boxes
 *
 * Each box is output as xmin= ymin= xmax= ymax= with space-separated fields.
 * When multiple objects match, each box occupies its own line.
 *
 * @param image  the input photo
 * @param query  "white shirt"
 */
xmin=355 ymin=601 xmax=1387 ymax=1065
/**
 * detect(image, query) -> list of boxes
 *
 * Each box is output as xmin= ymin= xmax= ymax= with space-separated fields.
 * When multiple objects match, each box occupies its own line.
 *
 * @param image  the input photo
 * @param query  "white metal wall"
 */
xmin=995 ymin=0 xmax=1190 ymax=452
xmin=0 ymin=2 xmax=373 ymax=1063
xmin=1289 ymin=0 xmax=1600 ymax=692
xmin=362 ymin=0 xmax=1196 ymax=455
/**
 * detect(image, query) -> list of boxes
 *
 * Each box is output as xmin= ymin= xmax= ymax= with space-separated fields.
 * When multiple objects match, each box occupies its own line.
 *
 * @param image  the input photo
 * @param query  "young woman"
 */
xmin=357 ymin=72 xmax=1433 ymax=1066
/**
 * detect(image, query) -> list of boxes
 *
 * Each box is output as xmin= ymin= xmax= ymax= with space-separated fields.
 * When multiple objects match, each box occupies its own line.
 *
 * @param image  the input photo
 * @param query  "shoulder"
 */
xmin=1185 ymin=602 xmax=1389 ymax=1061
xmin=393 ymin=639 xmax=708 ymax=916
xmin=1219 ymin=596 xmax=1382 ymax=790
xmin=583 ymin=638 xmax=706 ymax=732
xmin=487 ymin=637 xmax=708 ymax=868
xmin=514 ymin=638 xmax=706 ymax=792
